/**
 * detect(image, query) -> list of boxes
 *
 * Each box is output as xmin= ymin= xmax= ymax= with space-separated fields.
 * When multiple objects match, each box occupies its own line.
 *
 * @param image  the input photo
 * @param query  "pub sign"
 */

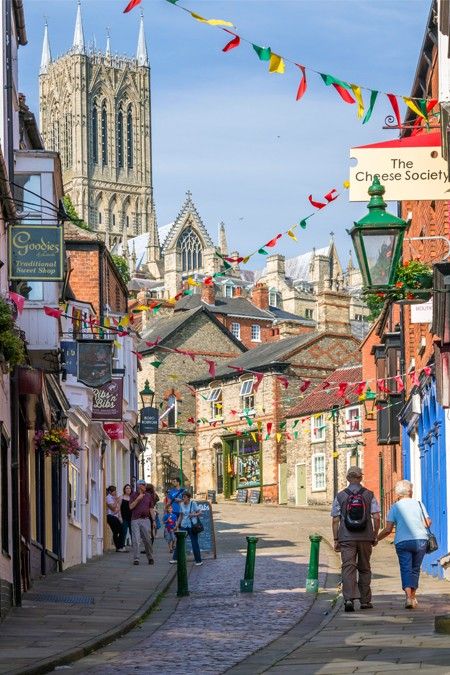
xmin=139 ymin=406 xmax=159 ymax=434
xmin=9 ymin=225 xmax=64 ymax=280
xmin=77 ymin=339 xmax=113 ymax=388
xmin=92 ymin=377 xmax=123 ymax=421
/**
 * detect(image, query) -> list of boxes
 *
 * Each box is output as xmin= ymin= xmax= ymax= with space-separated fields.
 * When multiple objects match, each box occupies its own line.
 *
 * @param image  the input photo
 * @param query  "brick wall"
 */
xmin=67 ymin=249 xmax=101 ymax=314
xmin=216 ymin=315 xmax=275 ymax=349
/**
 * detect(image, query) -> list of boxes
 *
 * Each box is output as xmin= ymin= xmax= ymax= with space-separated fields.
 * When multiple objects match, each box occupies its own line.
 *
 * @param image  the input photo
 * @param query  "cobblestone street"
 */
xmin=66 ymin=503 xmax=331 ymax=674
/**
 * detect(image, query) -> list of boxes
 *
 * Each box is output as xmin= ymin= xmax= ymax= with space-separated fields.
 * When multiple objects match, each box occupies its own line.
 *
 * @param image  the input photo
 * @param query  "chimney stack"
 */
xmin=201 ymin=283 xmax=216 ymax=306
xmin=317 ymin=288 xmax=351 ymax=334
xmin=251 ymin=283 xmax=269 ymax=310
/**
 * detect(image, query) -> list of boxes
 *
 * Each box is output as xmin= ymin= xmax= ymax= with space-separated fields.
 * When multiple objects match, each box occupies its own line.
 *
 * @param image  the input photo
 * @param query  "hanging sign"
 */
xmin=349 ymin=135 xmax=450 ymax=202
xmin=92 ymin=377 xmax=123 ymax=421
xmin=139 ymin=406 xmax=159 ymax=434
xmin=77 ymin=340 xmax=113 ymax=388
xmin=9 ymin=225 xmax=64 ymax=280
xmin=60 ymin=341 xmax=78 ymax=376
xmin=411 ymin=298 xmax=433 ymax=324
xmin=103 ymin=422 xmax=124 ymax=440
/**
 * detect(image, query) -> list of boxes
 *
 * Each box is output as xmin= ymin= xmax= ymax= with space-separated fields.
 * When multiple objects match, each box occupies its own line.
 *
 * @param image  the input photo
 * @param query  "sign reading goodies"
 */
xmin=9 ymin=225 xmax=64 ymax=280
xmin=349 ymin=143 xmax=450 ymax=202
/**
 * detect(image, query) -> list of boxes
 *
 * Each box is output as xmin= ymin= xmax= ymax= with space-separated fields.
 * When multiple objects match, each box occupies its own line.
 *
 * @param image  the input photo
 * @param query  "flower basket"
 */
xmin=363 ymin=260 xmax=433 ymax=316
xmin=35 ymin=428 xmax=82 ymax=462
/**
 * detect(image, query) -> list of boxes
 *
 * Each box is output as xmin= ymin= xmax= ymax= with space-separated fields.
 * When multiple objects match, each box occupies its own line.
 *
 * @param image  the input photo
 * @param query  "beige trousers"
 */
xmin=340 ymin=541 xmax=373 ymax=603
xmin=131 ymin=518 xmax=153 ymax=562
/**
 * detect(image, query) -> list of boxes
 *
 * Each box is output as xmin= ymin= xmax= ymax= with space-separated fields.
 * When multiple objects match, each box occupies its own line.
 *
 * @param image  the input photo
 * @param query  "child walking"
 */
xmin=163 ymin=504 xmax=177 ymax=555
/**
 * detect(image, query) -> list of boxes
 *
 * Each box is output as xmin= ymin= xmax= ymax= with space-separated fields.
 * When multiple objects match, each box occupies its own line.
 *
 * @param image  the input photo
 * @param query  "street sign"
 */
xmin=140 ymin=406 xmax=159 ymax=434
xmin=9 ymin=225 xmax=64 ymax=280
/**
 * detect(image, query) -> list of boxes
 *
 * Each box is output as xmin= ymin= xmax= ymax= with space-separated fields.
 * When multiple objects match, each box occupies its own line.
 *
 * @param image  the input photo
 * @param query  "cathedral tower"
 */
xmin=39 ymin=2 xmax=154 ymax=246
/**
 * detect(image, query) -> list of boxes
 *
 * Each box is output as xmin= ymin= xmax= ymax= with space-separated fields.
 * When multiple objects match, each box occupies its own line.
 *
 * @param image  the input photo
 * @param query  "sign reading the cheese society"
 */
xmin=349 ymin=146 xmax=450 ymax=202
xmin=9 ymin=225 xmax=64 ymax=280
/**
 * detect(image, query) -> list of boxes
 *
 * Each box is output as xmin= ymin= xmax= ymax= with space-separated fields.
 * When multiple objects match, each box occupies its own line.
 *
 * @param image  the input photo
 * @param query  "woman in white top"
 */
xmin=106 ymin=485 xmax=125 ymax=552
xmin=378 ymin=480 xmax=431 ymax=609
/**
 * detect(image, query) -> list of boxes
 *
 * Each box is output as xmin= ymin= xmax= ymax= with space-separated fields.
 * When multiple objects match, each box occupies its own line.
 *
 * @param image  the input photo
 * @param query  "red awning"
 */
xmin=354 ymin=131 xmax=441 ymax=150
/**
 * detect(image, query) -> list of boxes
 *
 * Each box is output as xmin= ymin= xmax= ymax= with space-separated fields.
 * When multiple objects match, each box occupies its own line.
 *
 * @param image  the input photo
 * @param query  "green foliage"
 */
xmin=0 ymin=299 xmax=26 ymax=368
xmin=111 ymin=255 xmax=131 ymax=284
xmin=363 ymin=261 xmax=433 ymax=319
xmin=364 ymin=293 xmax=385 ymax=321
xmin=63 ymin=195 xmax=91 ymax=230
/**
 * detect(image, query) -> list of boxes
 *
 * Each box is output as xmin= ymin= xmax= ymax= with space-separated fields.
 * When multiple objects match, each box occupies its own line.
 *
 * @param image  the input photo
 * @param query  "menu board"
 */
xmin=185 ymin=500 xmax=216 ymax=559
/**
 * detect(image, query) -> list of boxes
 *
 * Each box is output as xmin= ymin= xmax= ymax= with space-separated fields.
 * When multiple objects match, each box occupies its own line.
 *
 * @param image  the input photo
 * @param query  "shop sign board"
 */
xmin=411 ymin=298 xmax=433 ymax=324
xmin=77 ymin=339 xmax=113 ymax=388
xmin=139 ymin=406 xmax=159 ymax=434
xmin=349 ymin=146 xmax=450 ymax=201
xmin=9 ymin=225 xmax=64 ymax=280
xmin=103 ymin=422 xmax=124 ymax=440
xmin=92 ymin=377 xmax=123 ymax=421
xmin=60 ymin=341 xmax=78 ymax=376
xmin=185 ymin=500 xmax=216 ymax=558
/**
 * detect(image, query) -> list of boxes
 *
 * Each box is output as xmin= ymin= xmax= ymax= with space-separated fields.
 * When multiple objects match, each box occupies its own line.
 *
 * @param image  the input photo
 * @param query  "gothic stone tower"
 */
xmin=39 ymin=2 xmax=154 ymax=246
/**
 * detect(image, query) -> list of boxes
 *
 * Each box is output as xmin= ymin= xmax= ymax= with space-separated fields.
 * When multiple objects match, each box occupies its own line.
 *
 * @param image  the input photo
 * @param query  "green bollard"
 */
xmin=175 ymin=531 xmax=189 ymax=597
xmin=240 ymin=536 xmax=259 ymax=593
xmin=306 ymin=533 xmax=322 ymax=593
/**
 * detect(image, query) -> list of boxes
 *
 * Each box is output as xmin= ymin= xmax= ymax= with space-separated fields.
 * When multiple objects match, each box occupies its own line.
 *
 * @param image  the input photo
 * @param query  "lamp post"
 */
xmin=176 ymin=429 xmax=186 ymax=486
xmin=140 ymin=380 xmax=155 ymax=408
xmin=350 ymin=177 xmax=408 ymax=290
xmin=359 ymin=387 xmax=377 ymax=420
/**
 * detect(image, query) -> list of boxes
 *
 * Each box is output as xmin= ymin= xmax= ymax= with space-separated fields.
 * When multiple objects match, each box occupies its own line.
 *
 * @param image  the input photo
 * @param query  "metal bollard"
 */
xmin=306 ymin=533 xmax=322 ymax=593
xmin=175 ymin=530 xmax=189 ymax=597
xmin=240 ymin=536 xmax=259 ymax=592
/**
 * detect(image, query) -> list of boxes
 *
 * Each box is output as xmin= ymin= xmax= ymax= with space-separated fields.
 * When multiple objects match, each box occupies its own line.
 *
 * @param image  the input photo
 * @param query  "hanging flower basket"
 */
xmin=363 ymin=260 xmax=433 ymax=315
xmin=35 ymin=428 xmax=82 ymax=462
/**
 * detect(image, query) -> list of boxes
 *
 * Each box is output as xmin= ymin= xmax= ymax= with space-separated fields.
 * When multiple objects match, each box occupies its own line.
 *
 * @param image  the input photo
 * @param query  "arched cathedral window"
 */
xmin=117 ymin=105 xmax=124 ymax=169
xmin=101 ymin=101 xmax=108 ymax=166
xmin=178 ymin=227 xmax=203 ymax=273
xmin=127 ymin=104 xmax=133 ymax=169
xmin=92 ymin=101 xmax=98 ymax=164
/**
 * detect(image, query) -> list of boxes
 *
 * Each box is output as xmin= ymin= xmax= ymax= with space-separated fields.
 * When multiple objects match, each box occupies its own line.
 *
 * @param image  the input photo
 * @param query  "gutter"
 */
xmin=13 ymin=0 xmax=27 ymax=45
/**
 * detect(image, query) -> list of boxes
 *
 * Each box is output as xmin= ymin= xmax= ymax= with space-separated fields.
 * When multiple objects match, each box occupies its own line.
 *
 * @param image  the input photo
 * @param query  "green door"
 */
xmin=296 ymin=464 xmax=307 ymax=506
xmin=279 ymin=463 xmax=287 ymax=504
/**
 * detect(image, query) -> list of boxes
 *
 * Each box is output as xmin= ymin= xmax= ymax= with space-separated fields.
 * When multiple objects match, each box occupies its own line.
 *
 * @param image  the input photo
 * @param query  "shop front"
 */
xmin=223 ymin=435 xmax=262 ymax=498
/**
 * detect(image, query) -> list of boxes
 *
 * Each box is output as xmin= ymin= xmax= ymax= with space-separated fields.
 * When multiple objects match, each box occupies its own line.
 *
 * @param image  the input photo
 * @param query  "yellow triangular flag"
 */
xmin=113 ymin=340 xmax=122 ymax=349
xmin=120 ymin=315 xmax=129 ymax=326
xmin=403 ymin=97 xmax=427 ymax=119
xmin=276 ymin=432 xmax=282 ymax=442
xmin=251 ymin=432 xmax=258 ymax=443
xmin=269 ymin=53 xmax=285 ymax=74
xmin=350 ymin=84 xmax=364 ymax=119
xmin=287 ymin=229 xmax=297 ymax=241
xmin=104 ymin=317 xmax=110 ymax=328
xmin=191 ymin=12 xmax=233 ymax=27
xmin=187 ymin=277 xmax=200 ymax=287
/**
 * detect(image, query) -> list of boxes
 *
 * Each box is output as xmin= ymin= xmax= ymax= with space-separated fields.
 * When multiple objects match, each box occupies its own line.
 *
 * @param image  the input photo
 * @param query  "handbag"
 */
xmin=419 ymin=501 xmax=439 ymax=553
xmin=189 ymin=502 xmax=204 ymax=535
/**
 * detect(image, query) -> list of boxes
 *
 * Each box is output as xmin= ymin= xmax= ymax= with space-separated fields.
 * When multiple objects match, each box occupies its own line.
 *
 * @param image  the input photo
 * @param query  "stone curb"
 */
xmin=6 ymin=565 xmax=178 ymax=675
xmin=227 ymin=536 xmax=343 ymax=674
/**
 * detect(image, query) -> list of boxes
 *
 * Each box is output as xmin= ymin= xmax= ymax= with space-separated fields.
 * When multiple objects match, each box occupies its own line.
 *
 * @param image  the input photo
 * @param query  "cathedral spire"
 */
xmin=105 ymin=28 xmax=111 ymax=58
xmin=40 ymin=21 xmax=52 ymax=75
xmin=147 ymin=199 xmax=161 ymax=264
xmin=218 ymin=222 xmax=228 ymax=257
xmin=72 ymin=0 xmax=85 ymax=54
xmin=136 ymin=12 xmax=148 ymax=67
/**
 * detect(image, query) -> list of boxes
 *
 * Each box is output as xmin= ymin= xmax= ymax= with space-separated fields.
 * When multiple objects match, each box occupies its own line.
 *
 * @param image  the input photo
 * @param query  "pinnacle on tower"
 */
xmin=72 ymin=0 xmax=85 ymax=54
xmin=218 ymin=222 xmax=229 ymax=257
xmin=106 ymin=28 xmax=111 ymax=57
xmin=40 ymin=21 xmax=52 ymax=74
xmin=136 ymin=13 xmax=148 ymax=66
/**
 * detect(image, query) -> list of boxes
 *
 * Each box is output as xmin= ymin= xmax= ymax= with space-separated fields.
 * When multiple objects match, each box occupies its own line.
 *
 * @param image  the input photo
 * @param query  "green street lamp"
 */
xmin=359 ymin=387 xmax=377 ymax=419
xmin=176 ymin=429 xmax=186 ymax=486
xmin=350 ymin=177 xmax=408 ymax=290
xmin=140 ymin=380 xmax=155 ymax=408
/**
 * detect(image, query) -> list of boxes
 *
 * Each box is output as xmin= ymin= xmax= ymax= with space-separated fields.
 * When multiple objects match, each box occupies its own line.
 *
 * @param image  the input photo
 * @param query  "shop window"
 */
xmin=251 ymin=324 xmax=261 ymax=342
xmin=68 ymin=458 xmax=81 ymax=524
xmin=237 ymin=438 xmax=261 ymax=488
xmin=240 ymin=379 xmax=254 ymax=414
xmin=231 ymin=322 xmax=241 ymax=340
xmin=311 ymin=414 xmax=325 ymax=442
xmin=207 ymin=387 xmax=223 ymax=420
xmin=312 ymin=453 xmax=326 ymax=491
xmin=345 ymin=406 xmax=361 ymax=434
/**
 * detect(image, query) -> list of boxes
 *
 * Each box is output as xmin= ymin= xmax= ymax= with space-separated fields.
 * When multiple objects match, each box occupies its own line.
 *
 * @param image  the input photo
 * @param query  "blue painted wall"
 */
xmin=402 ymin=425 xmax=411 ymax=481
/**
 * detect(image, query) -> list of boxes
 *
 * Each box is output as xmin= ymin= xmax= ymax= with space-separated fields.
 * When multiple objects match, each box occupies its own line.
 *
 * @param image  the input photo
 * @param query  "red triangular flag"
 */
xmin=204 ymin=359 xmax=216 ymax=378
xmin=253 ymin=372 xmax=264 ymax=392
xmin=131 ymin=351 xmax=143 ymax=361
xmin=204 ymin=277 xmax=214 ymax=286
xmin=308 ymin=194 xmax=327 ymax=210
xmin=324 ymin=189 xmax=338 ymax=203
xmin=223 ymin=34 xmax=240 ymax=52
xmin=228 ymin=365 xmax=244 ymax=373
xmin=300 ymin=379 xmax=311 ymax=393
xmin=265 ymin=234 xmax=282 ymax=248
xmin=322 ymin=381 xmax=330 ymax=390
xmin=230 ymin=409 xmax=238 ymax=416
xmin=354 ymin=381 xmax=366 ymax=396
xmin=44 ymin=306 xmax=63 ymax=319
xmin=187 ymin=417 xmax=195 ymax=424
xmin=9 ymin=291 xmax=25 ymax=315
xmin=267 ymin=422 xmax=273 ymax=435
xmin=123 ymin=0 xmax=141 ymax=12
xmin=277 ymin=376 xmax=289 ymax=389
xmin=394 ymin=375 xmax=405 ymax=392
xmin=423 ymin=366 xmax=432 ymax=377
xmin=332 ymin=83 xmax=355 ymax=104
xmin=295 ymin=64 xmax=307 ymax=101
xmin=338 ymin=382 xmax=348 ymax=397
xmin=409 ymin=370 xmax=420 ymax=387
xmin=387 ymin=93 xmax=402 ymax=128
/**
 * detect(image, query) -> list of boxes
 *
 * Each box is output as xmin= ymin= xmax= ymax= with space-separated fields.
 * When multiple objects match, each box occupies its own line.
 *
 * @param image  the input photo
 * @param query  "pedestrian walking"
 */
xmin=378 ymin=479 xmax=432 ymax=609
xmin=121 ymin=484 xmax=133 ymax=547
xmin=331 ymin=466 xmax=380 ymax=612
xmin=163 ymin=503 xmax=177 ymax=555
xmin=106 ymin=486 xmax=125 ymax=552
xmin=130 ymin=479 xmax=155 ymax=565
xmin=167 ymin=477 xmax=185 ymax=517
xmin=170 ymin=491 xmax=203 ymax=566
xmin=146 ymin=484 xmax=160 ymax=543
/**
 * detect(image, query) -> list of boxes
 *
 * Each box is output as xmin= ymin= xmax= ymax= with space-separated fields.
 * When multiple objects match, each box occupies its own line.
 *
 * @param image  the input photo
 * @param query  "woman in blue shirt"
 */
xmin=378 ymin=479 xmax=431 ymax=609
xmin=170 ymin=491 xmax=203 ymax=566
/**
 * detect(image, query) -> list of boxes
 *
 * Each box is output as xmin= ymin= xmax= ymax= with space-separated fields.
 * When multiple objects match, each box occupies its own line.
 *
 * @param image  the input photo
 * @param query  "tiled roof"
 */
xmin=175 ymin=294 xmax=274 ymax=320
xmin=286 ymin=364 xmax=362 ymax=418
xmin=269 ymin=306 xmax=315 ymax=325
xmin=64 ymin=222 xmax=101 ymax=242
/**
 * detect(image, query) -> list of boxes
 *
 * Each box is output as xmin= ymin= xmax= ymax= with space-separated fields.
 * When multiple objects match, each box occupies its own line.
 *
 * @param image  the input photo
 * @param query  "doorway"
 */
xmin=296 ymin=463 xmax=307 ymax=506
xmin=215 ymin=446 xmax=224 ymax=494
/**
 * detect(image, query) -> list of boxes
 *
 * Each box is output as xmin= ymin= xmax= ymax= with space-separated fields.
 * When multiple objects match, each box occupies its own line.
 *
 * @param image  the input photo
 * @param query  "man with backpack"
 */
xmin=331 ymin=466 xmax=381 ymax=612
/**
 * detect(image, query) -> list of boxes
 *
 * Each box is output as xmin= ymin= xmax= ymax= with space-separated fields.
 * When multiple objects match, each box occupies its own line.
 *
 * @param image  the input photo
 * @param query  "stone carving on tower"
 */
xmin=39 ymin=2 xmax=154 ymax=247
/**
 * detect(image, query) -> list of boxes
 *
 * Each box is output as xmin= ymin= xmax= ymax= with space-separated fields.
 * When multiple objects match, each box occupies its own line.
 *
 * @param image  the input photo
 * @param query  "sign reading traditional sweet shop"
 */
xmin=9 ymin=225 xmax=64 ymax=280
xmin=92 ymin=377 xmax=123 ymax=421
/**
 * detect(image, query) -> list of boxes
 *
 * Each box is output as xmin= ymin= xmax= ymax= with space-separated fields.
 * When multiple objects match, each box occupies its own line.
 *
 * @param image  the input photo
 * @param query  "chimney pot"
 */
xmin=201 ymin=283 xmax=216 ymax=306
xmin=251 ymin=283 xmax=269 ymax=310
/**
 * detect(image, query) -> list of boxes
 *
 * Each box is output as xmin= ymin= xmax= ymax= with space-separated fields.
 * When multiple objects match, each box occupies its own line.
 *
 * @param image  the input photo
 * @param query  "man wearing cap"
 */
xmin=331 ymin=466 xmax=381 ymax=612
xmin=130 ymin=480 xmax=155 ymax=565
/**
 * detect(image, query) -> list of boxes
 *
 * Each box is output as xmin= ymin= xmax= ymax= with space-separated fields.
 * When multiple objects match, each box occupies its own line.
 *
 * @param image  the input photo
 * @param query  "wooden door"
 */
xmin=296 ymin=464 xmax=307 ymax=506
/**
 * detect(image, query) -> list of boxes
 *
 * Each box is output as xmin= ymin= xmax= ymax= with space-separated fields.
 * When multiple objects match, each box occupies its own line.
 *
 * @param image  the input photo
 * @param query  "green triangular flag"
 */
xmin=150 ymin=360 xmax=162 ymax=368
xmin=279 ymin=421 xmax=286 ymax=430
xmin=418 ymin=98 xmax=429 ymax=120
xmin=252 ymin=44 xmax=271 ymax=61
xmin=294 ymin=431 xmax=299 ymax=439
xmin=293 ymin=419 xmax=299 ymax=428
xmin=362 ymin=90 xmax=378 ymax=125
xmin=245 ymin=416 xmax=253 ymax=427
xmin=299 ymin=219 xmax=307 ymax=229
xmin=258 ymin=248 xmax=269 ymax=255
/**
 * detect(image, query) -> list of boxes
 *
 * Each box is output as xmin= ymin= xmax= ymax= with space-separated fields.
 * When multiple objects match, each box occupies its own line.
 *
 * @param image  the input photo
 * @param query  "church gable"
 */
xmin=162 ymin=192 xmax=215 ymax=253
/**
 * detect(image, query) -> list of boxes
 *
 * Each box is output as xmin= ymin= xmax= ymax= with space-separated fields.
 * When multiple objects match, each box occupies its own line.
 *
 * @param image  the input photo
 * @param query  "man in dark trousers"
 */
xmin=331 ymin=466 xmax=381 ymax=612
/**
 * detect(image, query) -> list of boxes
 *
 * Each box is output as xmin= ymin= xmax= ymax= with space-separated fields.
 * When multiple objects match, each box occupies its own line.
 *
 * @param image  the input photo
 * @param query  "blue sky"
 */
xmin=20 ymin=0 xmax=430 ymax=267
